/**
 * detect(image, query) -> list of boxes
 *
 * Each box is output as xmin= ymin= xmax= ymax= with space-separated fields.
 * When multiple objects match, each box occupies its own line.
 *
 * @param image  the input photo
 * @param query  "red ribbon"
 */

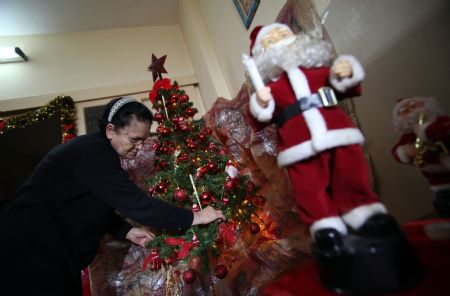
xmin=165 ymin=235 xmax=199 ymax=260
xmin=149 ymin=78 xmax=172 ymax=103
xmin=63 ymin=123 xmax=74 ymax=131
xmin=165 ymin=237 xmax=185 ymax=245
xmin=0 ymin=119 xmax=7 ymax=133
xmin=142 ymin=249 xmax=162 ymax=272
xmin=63 ymin=134 xmax=75 ymax=142
xmin=219 ymin=222 xmax=236 ymax=248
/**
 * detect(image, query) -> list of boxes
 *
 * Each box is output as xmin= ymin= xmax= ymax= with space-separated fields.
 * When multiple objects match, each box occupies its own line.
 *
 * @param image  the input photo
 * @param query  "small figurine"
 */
xmin=243 ymin=23 xmax=423 ymax=293
xmin=392 ymin=96 xmax=450 ymax=216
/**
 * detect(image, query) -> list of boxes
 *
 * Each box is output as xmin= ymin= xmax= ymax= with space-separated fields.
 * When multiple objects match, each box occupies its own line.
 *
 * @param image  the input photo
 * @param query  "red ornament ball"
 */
xmin=151 ymin=141 xmax=161 ymax=151
xmin=182 ymin=268 xmax=197 ymax=284
xmin=172 ymin=116 xmax=180 ymax=124
xmin=208 ymin=142 xmax=217 ymax=151
xmin=160 ymin=127 xmax=170 ymax=136
xmin=204 ymin=127 xmax=212 ymax=135
xmin=200 ymin=192 xmax=211 ymax=205
xmin=206 ymin=162 xmax=217 ymax=173
xmin=185 ymin=108 xmax=198 ymax=117
xmin=198 ymin=166 xmax=208 ymax=174
xmin=179 ymin=123 xmax=188 ymax=131
xmin=177 ymin=153 xmax=189 ymax=163
xmin=154 ymin=113 xmax=164 ymax=122
xmin=175 ymin=188 xmax=188 ymax=202
xmin=198 ymin=132 xmax=207 ymax=142
xmin=221 ymin=197 xmax=229 ymax=206
xmin=156 ymin=182 xmax=167 ymax=193
xmin=246 ymin=181 xmax=256 ymax=192
xmin=148 ymin=187 xmax=156 ymax=196
xmin=223 ymin=179 xmax=236 ymax=192
xmin=158 ymin=159 xmax=167 ymax=169
xmin=254 ymin=194 xmax=266 ymax=207
xmin=246 ymin=194 xmax=254 ymax=202
xmin=249 ymin=222 xmax=260 ymax=234
xmin=179 ymin=94 xmax=189 ymax=102
xmin=187 ymin=142 xmax=197 ymax=150
xmin=171 ymin=94 xmax=179 ymax=102
xmin=215 ymin=264 xmax=228 ymax=279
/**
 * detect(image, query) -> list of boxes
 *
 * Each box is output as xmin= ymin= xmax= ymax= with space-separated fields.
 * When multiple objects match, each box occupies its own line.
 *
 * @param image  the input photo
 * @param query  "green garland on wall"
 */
xmin=0 ymin=95 xmax=77 ymax=143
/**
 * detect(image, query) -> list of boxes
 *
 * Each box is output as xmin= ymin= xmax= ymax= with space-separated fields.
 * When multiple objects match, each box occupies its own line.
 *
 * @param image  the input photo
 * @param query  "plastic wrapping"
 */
xmin=120 ymin=137 xmax=159 ymax=192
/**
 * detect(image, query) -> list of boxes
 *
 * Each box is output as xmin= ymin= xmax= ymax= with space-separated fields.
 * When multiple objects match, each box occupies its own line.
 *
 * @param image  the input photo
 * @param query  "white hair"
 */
xmin=254 ymin=33 xmax=334 ymax=82
xmin=392 ymin=97 xmax=443 ymax=133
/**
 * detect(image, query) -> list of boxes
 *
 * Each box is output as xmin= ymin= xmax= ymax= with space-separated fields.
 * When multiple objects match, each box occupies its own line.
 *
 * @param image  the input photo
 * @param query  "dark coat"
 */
xmin=0 ymin=132 xmax=193 ymax=295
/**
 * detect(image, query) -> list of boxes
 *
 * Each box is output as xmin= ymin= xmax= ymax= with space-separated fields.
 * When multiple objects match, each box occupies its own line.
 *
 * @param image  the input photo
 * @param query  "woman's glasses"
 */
xmin=120 ymin=132 xmax=147 ymax=146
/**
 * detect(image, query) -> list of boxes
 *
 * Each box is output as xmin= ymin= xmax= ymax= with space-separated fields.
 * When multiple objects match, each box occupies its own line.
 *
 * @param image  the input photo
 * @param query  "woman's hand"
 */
xmin=126 ymin=227 xmax=155 ymax=247
xmin=192 ymin=206 xmax=225 ymax=226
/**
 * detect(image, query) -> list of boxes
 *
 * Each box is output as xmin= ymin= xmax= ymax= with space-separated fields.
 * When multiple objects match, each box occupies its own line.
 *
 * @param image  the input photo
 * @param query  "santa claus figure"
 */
xmin=244 ymin=23 xmax=392 ymax=244
xmin=392 ymin=96 xmax=450 ymax=216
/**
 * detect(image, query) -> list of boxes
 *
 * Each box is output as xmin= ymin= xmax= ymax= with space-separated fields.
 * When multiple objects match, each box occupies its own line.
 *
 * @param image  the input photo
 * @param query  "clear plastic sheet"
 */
xmin=120 ymin=137 xmax=159 ymax=193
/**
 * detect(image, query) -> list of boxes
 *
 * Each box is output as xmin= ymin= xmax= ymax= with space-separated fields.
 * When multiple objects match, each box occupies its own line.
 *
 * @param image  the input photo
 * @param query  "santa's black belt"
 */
xmin=272 ymin=87 xmax=338 ymax=127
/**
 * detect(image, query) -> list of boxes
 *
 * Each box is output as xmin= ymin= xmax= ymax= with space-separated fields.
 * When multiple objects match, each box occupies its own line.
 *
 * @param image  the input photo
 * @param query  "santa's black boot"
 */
xmin=434 ymin=190 xmax=450 ymax=217
xmin=313 ymin=216 xmax=425 ymax=294
xmin=314 ymin=228 xmax=344 ymax=252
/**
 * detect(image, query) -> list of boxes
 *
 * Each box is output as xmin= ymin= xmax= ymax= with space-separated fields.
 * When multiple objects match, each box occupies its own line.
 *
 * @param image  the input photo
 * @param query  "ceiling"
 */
xmin=0 ymin=0 xmax=179 ymax=36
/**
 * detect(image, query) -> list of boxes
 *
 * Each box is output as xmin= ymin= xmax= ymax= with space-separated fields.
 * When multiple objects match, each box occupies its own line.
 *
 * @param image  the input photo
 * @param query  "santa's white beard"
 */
xmin=254 ymin=34 xmax=334 ymax=82
xmin=393 ymin=107 xmax=438 ymax=133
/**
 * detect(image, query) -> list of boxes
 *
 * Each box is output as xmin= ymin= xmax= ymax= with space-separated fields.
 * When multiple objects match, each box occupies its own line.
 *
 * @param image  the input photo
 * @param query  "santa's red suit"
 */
xmin=249 ymin=51 xmax=386 ymax=235
xmin=392 ymin=115 xmax=450 ymax=192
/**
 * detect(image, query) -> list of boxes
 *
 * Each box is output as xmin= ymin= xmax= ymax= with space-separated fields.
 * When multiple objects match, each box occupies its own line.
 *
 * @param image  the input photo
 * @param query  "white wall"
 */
xmin=0 ymin=25 xmax=195 ymax=109
xmin=324 ymin=0 xmax=450 ymax=221
xmin=195 ymin=0 xmax=286 ymax=97
xmin=192 ymin=0 xmax=330 ymax=99
xmin=178 ymin=0 xmax=232 ymax=110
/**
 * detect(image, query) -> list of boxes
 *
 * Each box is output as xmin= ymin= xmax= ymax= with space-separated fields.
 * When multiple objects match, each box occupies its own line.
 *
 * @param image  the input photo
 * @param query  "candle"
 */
xmin=242 ymin=54 xmax=265 ymax=90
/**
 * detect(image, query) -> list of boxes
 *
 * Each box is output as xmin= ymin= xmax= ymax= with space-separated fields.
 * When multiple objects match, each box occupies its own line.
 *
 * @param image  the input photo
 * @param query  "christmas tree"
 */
xmin=142 ymin=76 xmax=267 ymax=285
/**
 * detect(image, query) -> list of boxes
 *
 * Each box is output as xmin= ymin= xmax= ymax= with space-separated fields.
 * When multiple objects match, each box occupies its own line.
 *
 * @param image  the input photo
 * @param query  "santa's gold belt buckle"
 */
xmin=318 ymin=87 xmax=338 ymax=107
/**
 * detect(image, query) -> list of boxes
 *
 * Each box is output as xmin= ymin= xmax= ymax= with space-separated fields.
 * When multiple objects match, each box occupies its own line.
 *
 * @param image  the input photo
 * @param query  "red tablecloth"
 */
xmin=261 ymin=219 xmax=450 ymax=296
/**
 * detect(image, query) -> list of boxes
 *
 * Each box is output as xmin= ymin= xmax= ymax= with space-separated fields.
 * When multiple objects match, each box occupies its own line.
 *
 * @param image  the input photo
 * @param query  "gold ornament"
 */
xmin=413 ymin=113 xmax=448 ymax=167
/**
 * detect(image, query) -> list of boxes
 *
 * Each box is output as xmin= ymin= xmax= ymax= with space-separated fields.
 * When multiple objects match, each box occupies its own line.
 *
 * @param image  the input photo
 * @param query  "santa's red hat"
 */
xmin=249 ymin=23 xmax=291 ymax=56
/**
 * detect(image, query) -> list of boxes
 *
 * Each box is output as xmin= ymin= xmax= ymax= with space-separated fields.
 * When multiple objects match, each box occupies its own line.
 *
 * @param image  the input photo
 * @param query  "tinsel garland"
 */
xmin=0 ymin=95 xmax=77 ymax=142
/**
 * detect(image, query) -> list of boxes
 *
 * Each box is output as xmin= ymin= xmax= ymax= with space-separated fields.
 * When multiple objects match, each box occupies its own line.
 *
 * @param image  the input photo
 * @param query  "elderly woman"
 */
xmin=0 ymin=97 xmax=224 ymax=295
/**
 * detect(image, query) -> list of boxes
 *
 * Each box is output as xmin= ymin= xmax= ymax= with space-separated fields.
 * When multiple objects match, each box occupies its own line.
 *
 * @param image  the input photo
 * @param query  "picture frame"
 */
xmin=233 ymin=0 xmax=260 ymax=29
xmin=75 ymin=84 xmax=205 ymax=135
xmin=75 ymin=94 xmax=151 ymax=135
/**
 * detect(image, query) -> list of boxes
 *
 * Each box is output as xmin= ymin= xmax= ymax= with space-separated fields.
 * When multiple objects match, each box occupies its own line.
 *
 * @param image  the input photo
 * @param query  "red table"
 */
xmin=261 ymin=219 xmax=450 ymax=296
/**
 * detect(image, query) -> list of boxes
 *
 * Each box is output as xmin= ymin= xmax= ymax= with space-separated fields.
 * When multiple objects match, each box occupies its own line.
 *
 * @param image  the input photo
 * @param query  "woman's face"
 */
xmin=106 ymin=118 xmax=151 ymax=159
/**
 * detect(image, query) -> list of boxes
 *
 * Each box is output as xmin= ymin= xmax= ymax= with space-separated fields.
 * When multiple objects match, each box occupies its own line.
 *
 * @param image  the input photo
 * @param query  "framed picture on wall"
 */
xmin=233 ymin=0 xmax=260 ymax=29
xmin=75 ymin=84 xmax=205 ymax=135
xmin=75 ymin=94 xmax=151 ymax=135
